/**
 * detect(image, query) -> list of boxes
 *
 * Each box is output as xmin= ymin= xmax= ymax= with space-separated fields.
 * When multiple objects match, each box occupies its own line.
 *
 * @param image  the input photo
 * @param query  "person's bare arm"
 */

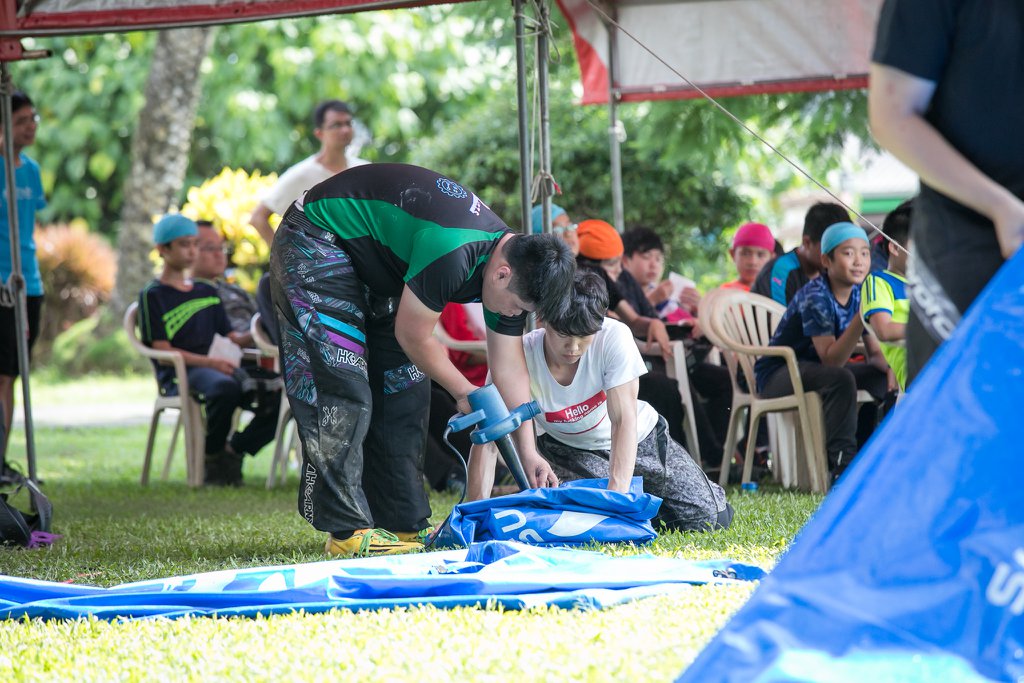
xmin=228 ymin=330 xmax=254 ymax=348
xmin=395 ymin=287 xmax=477 ymax=412
xmin=605 ymin=379 xmax=639 ymax=494
xmin=249 ymin=203 xmax=277 ymax=248
xmin=862 ymin=329 xmax=890 ymax=375
xmin=615 ymin=300 xmax=672 ymax=360
xmin=467 ymin=442 xmax=498 ymax=501
xmin=811 ymin=314 xmax=865 ymax=367
xmin=487 ymin=328 xmax=558 ymax=488
xmin=864 ymin=310 xmax=905 ymax=343
xmin=151 ymin=340 xmax=235 ymax=375
xmin=869 ymin=63 xmax=1024 ymax=258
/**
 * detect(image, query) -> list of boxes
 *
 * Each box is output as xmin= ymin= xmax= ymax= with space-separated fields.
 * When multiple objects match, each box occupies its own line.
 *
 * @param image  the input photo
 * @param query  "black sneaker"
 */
xmin=204 ymin=450 xmax=243 ymax=487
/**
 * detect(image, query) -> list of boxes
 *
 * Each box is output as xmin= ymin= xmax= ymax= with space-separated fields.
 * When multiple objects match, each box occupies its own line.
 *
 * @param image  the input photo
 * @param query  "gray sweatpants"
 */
xmin=537 ymin=417 xmax=732 ymax=532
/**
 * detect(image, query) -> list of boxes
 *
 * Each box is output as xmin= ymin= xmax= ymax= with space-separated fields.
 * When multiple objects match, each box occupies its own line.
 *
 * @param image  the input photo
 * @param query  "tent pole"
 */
xmin=513 ymin=0 xmax=532 ymax=234
xmin=605 ymin=13 xmax=624 ymax=232
xmin=536 ymin=0 xmax=552 ymax=235
xmin=0 ymin=60 xmax=37 ymax=482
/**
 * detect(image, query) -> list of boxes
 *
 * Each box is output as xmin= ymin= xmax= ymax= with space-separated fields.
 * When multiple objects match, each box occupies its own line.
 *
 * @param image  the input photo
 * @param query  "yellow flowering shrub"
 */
xmin=180 ymin=168 xmax=279 ymax=292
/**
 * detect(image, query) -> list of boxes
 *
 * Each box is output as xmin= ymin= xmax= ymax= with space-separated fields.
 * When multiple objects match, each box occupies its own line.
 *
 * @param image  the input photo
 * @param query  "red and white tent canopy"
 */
xmin=557 ymin=0 xmax=883 ymax=104
xmin=0 ymin=0 xmax=469 ymax=38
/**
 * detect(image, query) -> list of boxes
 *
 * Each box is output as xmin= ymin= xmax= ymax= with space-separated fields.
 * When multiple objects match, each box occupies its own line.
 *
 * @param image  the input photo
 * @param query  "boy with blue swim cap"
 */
xmin=755 ymin=222 xmax=890 ymax=483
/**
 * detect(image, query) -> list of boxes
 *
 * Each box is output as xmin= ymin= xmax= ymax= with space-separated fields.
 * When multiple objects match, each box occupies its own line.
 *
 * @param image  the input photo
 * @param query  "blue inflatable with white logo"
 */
xmin=678 ymin=252 xmax=1024 ymax=681
xmin=432 ymin=477 xmax=661 ymax=548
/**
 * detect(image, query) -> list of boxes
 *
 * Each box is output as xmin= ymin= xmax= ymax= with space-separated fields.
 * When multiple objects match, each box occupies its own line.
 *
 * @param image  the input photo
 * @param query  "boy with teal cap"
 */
xmin=754 ymin=222 xmax=889 ymax=482
xmin=139 ymin=214 xmax=279 ymax=486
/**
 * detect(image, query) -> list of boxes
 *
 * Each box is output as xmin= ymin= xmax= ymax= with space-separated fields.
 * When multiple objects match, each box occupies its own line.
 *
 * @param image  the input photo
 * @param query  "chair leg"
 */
xmin=181 ymin=400 xmax=204 ymax=488
xmin=266 ymin=399 xmax=292 ymax=489
xmin=162 ymin=412 xmax=182 ymax=481
xmin=719 ymin=403 xmax=746 ymax=483
xmin=682 ymin=402 xmax=701 ymax=468
xmin=142 ymin=408 xmax=164 ymax=486
xmin=741 ymin=409 xmax=764 ymax=485
xmin=797 ymin=395 xmax=826 ymax=494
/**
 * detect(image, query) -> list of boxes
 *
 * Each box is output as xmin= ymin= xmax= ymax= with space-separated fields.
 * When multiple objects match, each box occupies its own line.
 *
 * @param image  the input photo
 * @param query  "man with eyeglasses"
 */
xmin=192 ymin=219 xmax=255 ymax=347
xmin=0 ymin=90 xmax=46 ymax=470
xmin=249 ymin=100 xmax=369 ymax=247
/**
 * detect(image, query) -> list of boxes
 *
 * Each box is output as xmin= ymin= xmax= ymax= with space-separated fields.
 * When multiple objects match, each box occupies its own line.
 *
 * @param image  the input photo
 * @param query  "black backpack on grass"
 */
xmin=0 ymin=476 xmax=52 ymax=548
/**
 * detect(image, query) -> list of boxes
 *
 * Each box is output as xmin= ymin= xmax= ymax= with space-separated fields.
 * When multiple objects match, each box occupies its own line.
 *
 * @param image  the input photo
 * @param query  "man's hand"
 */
xmin=678 ymin=286 xmax=701 ymax=314
xmin=992 ymin=195 xmax=1024 ymax=259
xmin=521 ymin=452 xmax=558 ymax=488
xmin=207 ymin=357 xmax=237 ymax=376
xmin=649 ymin=279 xmax=673 ymax=305
xmin=645 ymin=318 xmax=673 ymax=361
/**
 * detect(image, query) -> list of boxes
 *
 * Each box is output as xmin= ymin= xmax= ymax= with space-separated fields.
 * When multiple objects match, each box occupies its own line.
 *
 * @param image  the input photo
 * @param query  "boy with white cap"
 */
xmin=754 ymin=222 xmax=889 ymax=481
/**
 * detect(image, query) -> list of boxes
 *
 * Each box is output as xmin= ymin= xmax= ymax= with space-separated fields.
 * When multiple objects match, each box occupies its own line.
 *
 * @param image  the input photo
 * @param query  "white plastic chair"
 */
xmin=635 ymin=338 xmax=702 ymax=467
xmin=250 ymin=312 xmax=300 ymax=489
xmin=124 ymin=301 xmax=206 ymax=487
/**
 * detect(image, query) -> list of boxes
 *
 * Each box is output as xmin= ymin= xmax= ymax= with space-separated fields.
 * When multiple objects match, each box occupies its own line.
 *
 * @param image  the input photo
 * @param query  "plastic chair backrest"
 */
xmin=712 ymin=291 xmax=786 ymax=393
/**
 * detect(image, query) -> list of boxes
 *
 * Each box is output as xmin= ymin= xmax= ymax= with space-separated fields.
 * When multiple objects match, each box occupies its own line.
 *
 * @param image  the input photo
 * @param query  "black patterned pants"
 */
xmin=269 ymin=211 xmax=431 ymax=535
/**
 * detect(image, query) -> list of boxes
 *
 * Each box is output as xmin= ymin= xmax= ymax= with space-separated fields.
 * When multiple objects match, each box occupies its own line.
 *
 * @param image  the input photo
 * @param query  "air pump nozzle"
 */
xmin=447 ymin=384 xmax=541 ymax=491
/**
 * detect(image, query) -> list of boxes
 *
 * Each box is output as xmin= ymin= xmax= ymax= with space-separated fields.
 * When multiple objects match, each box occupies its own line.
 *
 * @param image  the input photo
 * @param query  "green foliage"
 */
xmin=15 ymin=33 xmax=154 ymax=234
xmin=16 ymin=9 xmax=510 ymax=235
xmin=47 ymin=317 xmax=149 ymax=377
xmin=188 ymin=11 xmax=507 ymax=192
xmin=33 ymin=222 xmax=117 ymax=358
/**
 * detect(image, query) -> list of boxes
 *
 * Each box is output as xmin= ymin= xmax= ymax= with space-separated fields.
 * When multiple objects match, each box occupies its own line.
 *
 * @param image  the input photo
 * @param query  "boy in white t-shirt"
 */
xmin=467 ymin=271 xmax=733 ymax=532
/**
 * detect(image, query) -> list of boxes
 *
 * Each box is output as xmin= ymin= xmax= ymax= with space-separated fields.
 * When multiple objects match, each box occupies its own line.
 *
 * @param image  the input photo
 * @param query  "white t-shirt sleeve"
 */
xmin=259 ymin=153 xmax=368 ymax=216
xmin=600 ymin=319 xmax=649 ymax=390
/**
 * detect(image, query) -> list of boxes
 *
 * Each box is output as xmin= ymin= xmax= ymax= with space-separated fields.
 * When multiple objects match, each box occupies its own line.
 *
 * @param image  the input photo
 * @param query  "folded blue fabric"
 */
xmin=432 ymin=477 xmax=661 ymax=548
xmin=0 ymin=540 xmax=765 ymax=621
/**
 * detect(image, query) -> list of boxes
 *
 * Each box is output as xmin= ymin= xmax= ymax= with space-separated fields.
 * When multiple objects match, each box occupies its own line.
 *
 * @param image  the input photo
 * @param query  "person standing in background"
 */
xmin=869 ymin=0 xmax=1024 ymax=385
xmin=0 ymin=91 xmax=46 ymax=470
xmin=249 ymin=100 xmax=369 ymax=247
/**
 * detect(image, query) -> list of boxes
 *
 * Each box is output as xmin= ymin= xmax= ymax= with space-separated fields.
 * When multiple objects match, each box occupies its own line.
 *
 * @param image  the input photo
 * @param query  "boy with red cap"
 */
xmin=722 ymin=222 xmax=775 ymax=292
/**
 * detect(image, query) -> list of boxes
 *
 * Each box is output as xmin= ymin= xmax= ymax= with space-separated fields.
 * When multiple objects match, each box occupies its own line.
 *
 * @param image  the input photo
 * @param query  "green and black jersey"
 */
xmin=299 ymin=163 xmax=524 ymax=335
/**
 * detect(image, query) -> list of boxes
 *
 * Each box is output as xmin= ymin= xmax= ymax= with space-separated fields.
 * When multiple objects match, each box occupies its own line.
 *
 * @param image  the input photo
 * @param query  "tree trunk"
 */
xmin=108 ymin=27 xmax=215 ymax=325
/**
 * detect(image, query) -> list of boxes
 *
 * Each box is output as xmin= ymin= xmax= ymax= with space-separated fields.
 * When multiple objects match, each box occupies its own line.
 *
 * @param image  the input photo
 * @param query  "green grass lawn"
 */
xmin=0 ymin=379 xmax=824 ymax=681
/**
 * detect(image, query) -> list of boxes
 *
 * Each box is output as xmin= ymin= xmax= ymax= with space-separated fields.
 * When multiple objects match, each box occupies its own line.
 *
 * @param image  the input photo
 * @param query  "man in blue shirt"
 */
xmin=0 ymin=91 xmax=47 ymax=465
xmin=754 ymin=223 xmax=889 ymax=481
xmin=752 ymin=203 xmax=850 ymax=305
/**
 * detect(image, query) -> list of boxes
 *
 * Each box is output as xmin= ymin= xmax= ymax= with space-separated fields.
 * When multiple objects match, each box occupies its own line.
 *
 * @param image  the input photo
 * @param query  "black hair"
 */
xmin=621 ymin=226 xmax=664 ymax=257
xmin=882 ymin=198 xmax=913 ymax=248
xmin=195 ymin=219 xmax=215 ymax=229
xmin=314 ymin=100 xmax=352 ymax=128
xmin=1 ymin=90 xmax=33 ymax=122
xmin=545 ymin=270 xmax=608 ymax=337
xmin=504 ymin=232 xmax=575 ymax=323
xmin=774 ymin=239 xmax=785 ymax=256
xmin=803 ymin=202 xmax=851 ymax=243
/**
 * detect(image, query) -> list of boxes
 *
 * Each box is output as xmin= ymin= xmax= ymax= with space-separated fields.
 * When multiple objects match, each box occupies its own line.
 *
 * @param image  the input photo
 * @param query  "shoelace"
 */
xmin=358 ymin=528 xmax=402 ymax=555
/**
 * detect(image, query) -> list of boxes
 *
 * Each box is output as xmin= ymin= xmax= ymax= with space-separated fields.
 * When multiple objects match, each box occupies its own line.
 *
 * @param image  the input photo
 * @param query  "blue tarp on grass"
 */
xmin=0 ymin=540 xmax=765 ymax=621
xmin=678 ymin=252 xmax=1024 ymax=682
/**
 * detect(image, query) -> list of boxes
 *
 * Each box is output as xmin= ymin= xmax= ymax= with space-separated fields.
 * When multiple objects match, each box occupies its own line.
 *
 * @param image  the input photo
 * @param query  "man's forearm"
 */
xmin=467 ymin=442 xmax=497 ymax=501
xmin=401 ymin=334 xmax=476 ymax=402
xmin=249 ymin=204 xmax=276 ymax=247
xmin=608 ymin=432 xmax=636 ymax=493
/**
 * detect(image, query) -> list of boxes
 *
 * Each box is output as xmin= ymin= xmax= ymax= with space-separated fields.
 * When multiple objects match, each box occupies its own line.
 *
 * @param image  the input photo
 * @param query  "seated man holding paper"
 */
xmin=138 ymin=214 xmax=279 ymax=486
xmin=467 ymin=270 xmax=732 ymax=533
